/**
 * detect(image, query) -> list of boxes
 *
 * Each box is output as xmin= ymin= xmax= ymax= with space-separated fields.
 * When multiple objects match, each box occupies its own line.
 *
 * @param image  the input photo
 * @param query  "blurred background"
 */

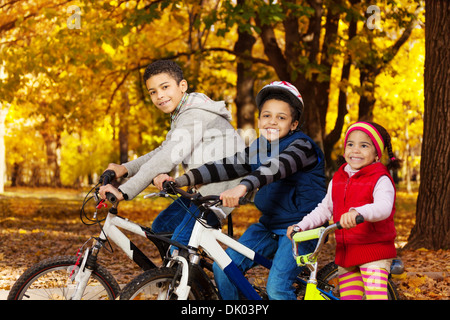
xmin=0 ymin=0 xmax=424 ymax=191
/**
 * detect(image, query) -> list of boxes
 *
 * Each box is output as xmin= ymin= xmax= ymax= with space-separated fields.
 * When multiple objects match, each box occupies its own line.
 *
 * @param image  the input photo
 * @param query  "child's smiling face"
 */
xmin=344 ymin=130 xmax=378 ymax=170
xmin=146 ymin=72 xmax=187 ymax=114
xmin=258 ymin=99 xmax=298 ymax=142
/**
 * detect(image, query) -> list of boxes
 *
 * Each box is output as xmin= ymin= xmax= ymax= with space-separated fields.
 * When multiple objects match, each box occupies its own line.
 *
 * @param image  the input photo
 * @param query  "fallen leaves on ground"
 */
xmin=0 ymin=186 xmax=448 ymax=300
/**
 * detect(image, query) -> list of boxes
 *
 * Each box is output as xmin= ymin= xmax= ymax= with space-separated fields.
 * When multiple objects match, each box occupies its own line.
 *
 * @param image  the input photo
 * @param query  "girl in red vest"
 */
xmin=287 ymin=122 xmax=402 ymax=300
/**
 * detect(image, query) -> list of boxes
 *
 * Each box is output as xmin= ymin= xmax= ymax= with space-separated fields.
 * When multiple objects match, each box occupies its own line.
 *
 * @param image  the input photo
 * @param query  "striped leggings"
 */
xmin=339 ymin=267 xmax=390 ymax=300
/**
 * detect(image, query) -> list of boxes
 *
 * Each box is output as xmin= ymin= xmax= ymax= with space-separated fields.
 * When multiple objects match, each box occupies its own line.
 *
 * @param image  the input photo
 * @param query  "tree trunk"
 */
xmin=0 ymin=105 xmax=9 ymax=192
xmin=323 ymin=16 xmax=357 ymax=175
xmin=41 ymin=131 xmax=62 ymax=187
xmin=119 ymin=92 xmax=130 ymax=164
xmin=358 ymin=68 xmax=377 ymax=121
xmin=406 ymin=0 xmax=450 ymax=250
xmin=234 ymin=17 xmax=257 ymax=145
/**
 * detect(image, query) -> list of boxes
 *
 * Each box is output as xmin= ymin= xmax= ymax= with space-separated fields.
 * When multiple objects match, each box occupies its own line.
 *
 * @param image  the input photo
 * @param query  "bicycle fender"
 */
xmin=189 ymin=264 xmax=220 ymax=300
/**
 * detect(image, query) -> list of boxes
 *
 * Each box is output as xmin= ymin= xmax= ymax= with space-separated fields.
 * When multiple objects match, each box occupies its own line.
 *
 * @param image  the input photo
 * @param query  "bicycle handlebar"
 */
xmin=335 ymin=214 xmax=364 ymax=230
xmin=100 ymin=170 xmax=117 ymax=203
xmin=292 ymin=215 xmax=364 ymax=266
xmin=162 ymin=181 xmax=249 ymax=206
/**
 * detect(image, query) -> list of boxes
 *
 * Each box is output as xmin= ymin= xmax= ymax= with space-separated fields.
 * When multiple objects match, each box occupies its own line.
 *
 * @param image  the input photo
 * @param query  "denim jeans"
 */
xmin=152 ymin=197 xmax=219 ymax=248
xmin=212 ymin=222 xmax=317 ymax=300
xmin=151 ymin=197 xmax=192 ymax=234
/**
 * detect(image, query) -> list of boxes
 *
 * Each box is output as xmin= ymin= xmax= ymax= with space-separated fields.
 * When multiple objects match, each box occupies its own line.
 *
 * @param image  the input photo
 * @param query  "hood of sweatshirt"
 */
xmin=177 ymin=92 xmax=232 ymax=122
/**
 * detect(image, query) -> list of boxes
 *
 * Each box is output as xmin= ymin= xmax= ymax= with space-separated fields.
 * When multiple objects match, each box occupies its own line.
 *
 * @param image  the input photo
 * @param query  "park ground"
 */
xmin=0 ymin=185 xmax=448 ymax=300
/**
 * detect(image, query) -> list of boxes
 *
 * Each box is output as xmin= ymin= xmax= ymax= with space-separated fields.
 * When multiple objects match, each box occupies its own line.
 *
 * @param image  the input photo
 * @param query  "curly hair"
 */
xmin=143 ymin=60 xmax=184 ymax=84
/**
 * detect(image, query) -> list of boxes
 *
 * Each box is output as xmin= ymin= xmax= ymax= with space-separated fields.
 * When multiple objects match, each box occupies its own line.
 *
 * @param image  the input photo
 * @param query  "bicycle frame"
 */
xmin=153 ymin=184 xmax=339 ymax=301
xmin=70 ymin=204 xmax=177 ymax=299
xmin=163 ymin=202 xmax=273 ymax=300
xmin=291 ymin=219 xmax=363 ymax=300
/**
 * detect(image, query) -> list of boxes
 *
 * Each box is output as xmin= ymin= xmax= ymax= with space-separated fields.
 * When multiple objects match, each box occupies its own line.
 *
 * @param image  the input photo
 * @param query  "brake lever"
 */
xmin=144 ymin=191 xmax=171 ymax=199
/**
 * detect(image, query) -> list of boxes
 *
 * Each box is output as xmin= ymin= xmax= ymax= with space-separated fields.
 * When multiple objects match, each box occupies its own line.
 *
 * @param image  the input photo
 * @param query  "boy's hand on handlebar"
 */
xmin=99 ymin=184 xmax=124 ymax=202
xmin=220 ymin=185 xmax=247 ymax=207
xmin=339 ymin=209 xmax=360 ymax=229
xmin=162 ymin=180 xmax=178 ymax=194
xmin=153 ymin=174 xmax=175 ymax=190
xmin=104 ymin=163 xmax=128 ymax=179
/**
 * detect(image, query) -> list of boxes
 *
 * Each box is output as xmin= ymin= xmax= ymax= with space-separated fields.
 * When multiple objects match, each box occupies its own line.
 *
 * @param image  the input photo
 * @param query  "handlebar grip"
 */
xmin=238 ymin=197 xmax=250 ymax=205
xmin=162 ymin=180 xmax=174 ymax=189
xmin=355 ymin=214 xmax=365 ymax=225
xmin=101 ymin=170 xmax=116 ymax=185
xmin=336 ymin=214 xmax=365 ymax=230
xmin=290 ymin=225 xmax=301 ymax=239
xmin=162 ymin=180 xmax=178 ymax=194
xmin=106 ymin=192 xmax=116 ymax=204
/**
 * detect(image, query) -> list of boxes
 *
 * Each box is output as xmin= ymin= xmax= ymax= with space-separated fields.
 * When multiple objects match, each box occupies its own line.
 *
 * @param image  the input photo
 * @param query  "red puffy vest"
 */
xmin=332 ymin=162 xmax=397 ymax=268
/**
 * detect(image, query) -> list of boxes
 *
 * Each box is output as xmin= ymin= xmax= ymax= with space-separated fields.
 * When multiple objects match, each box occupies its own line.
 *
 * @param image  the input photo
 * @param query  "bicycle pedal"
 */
xmin=390 ymin=258 xmax=404 ymax=274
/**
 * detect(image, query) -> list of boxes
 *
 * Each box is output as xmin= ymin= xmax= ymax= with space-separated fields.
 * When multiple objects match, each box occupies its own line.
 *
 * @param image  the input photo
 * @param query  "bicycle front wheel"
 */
xmin=120 ymin=267 xmax=206 ymax=300
xmin=317 ymin=262 xmax=400 ymax=300
xmin=7 ymin=255 xmax=120 ymax=300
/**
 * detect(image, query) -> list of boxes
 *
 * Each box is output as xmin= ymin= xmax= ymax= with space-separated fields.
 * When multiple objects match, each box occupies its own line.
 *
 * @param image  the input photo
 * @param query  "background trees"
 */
xmin=1 ymin=0 xmax=424 ymax=182
xmin=2 ymin=1 xmax=444 ymax=249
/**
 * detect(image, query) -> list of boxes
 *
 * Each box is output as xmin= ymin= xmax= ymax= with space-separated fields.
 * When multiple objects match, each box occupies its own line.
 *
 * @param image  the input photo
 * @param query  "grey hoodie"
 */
xmin=119 ymin=92 xmax=245 ymax=203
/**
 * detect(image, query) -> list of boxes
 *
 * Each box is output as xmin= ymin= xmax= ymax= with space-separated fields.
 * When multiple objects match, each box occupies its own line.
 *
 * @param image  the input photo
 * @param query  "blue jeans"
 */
xmin=212 ymin=222 xmax=317 ymax=300
xmin=151 ymin=197 xmax=192 ymax=234
xmin=152 ymin=197 xmax=219 ymax=248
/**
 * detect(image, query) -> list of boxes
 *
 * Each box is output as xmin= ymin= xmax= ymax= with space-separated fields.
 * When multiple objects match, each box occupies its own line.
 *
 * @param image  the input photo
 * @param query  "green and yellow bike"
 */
xmin=291 ymin=216 xmax=402 ymax=300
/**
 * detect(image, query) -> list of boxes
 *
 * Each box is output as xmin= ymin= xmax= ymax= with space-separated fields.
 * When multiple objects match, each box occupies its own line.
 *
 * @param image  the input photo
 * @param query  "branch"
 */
xmin=255 ymin=17 xmax=290 ymax=80
xmin=373 ymin=5 xmax=420 ymax=77
xmin=0 ymin=1 xmax=72 ymax=35
xmin=105 ymin=72 xmax=130 ymax=114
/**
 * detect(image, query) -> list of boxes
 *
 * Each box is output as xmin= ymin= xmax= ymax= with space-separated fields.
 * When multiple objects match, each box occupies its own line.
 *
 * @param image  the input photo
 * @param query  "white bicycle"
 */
xmin=119 ymin=182 xmax=294 ymax=300
xmin=7 ymin=170 xmax=181 ymax=300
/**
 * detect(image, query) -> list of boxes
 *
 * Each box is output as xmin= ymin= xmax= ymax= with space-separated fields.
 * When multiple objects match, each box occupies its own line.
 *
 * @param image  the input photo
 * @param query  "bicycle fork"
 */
xmin=69 ymin=239 xmax=104 ymax=300
xmin=170 ymin=255 xmax=191 ymax=300
xmin=303 ymin=262 xmax=332 ymax=300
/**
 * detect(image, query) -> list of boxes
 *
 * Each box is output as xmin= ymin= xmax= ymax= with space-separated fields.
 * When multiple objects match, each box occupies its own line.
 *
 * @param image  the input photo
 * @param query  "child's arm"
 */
xmin=175 ymin=147 xmax=252 ymax=187
xmin=177 ymin=137 xmax=318 ymax=207
xmin=349 ymin=175 xmax=395 ymax=222
xmin=239 ymin=138 xmax=318 ymax=192
xmin=219 ymin=184 xmax=248 ymax=207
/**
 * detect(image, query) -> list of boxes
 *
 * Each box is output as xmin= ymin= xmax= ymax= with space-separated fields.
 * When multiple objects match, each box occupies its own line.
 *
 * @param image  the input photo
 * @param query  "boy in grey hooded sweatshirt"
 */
xmin=99 ymin=60 xmax=244 ymax=242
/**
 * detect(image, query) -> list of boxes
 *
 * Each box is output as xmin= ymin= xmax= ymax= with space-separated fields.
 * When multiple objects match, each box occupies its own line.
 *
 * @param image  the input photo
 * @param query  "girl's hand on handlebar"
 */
xmin=220 ymin=185 xmax=247 ymax=207
xmin=153 ymin=174 xmax=175 ymax=190
xmin=339 ymin=209 xmax=360 ymax=229
xmin=99 ymin=184 xmax=124 ymax=202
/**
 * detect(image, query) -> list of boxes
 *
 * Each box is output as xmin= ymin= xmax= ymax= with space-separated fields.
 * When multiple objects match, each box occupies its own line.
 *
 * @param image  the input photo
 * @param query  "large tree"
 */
xmin=215 ymin=0 xmax=420 ymax=174
xmin=406 ymin=0 xmax=449 ymax=250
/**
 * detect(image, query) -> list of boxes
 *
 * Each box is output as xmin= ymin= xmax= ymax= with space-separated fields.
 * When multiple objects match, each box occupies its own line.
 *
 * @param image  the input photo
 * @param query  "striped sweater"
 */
xmin=176 ymin=131 xmax=326 ymax=229
xmin=175 ymin=136 xmax=319 ymax=193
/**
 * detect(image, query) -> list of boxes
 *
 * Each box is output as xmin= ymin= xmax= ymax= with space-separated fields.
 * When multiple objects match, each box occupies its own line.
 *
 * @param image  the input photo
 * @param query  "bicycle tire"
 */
xmin=317 ymin=262 xmax=400 ymax=300
xmin=119 ymin=267 xmax=208 ymax=300
xmin=7 ymin=255 xmax=120 ymax=300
